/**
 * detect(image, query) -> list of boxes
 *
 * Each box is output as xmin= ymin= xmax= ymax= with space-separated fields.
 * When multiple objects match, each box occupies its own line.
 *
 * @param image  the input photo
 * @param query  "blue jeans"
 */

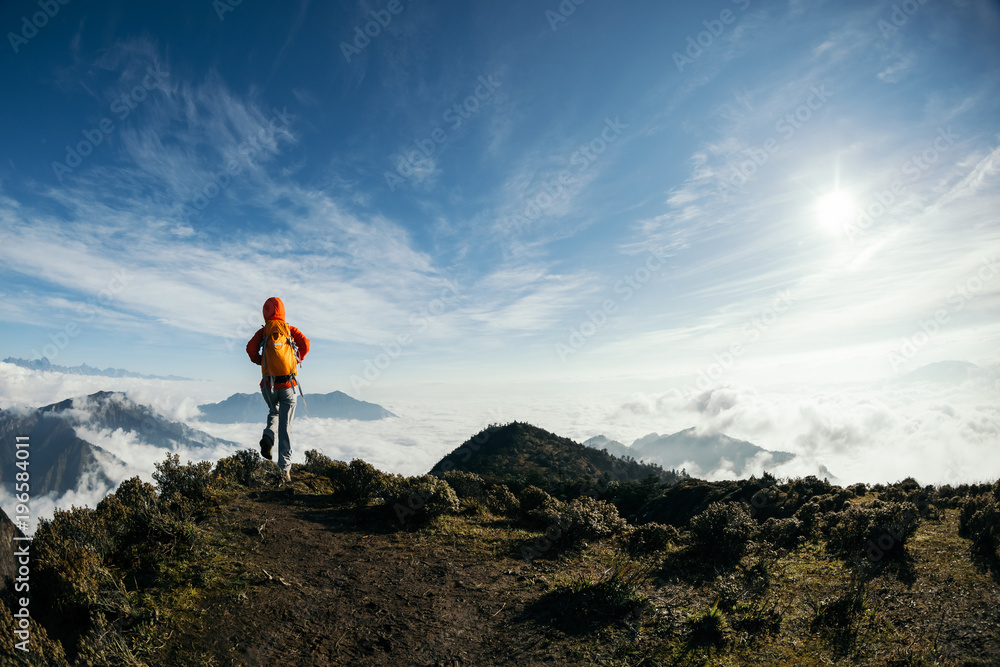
xmin=261 ymin=386 xmax=297 ymax=472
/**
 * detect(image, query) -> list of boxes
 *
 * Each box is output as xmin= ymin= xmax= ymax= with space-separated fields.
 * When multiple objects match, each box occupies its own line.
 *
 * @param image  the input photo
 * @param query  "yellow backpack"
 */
xmin=260 ymin=320 xmax=298 ymax=383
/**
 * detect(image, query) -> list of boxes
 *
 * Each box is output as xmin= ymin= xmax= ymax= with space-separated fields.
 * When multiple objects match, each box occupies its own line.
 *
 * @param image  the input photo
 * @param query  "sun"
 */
xmin=816 ymin=191 xmax=856 ymax=234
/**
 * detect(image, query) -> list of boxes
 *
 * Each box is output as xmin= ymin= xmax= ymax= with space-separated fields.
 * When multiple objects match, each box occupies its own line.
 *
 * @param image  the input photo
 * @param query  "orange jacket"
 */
xmin=246 ymin=297 xmax=311 ymax=389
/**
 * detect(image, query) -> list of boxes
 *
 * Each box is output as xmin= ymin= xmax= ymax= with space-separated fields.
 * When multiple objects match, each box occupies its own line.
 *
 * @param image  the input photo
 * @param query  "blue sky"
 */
xmin=2 ymin=0 xmax=999 ymax=401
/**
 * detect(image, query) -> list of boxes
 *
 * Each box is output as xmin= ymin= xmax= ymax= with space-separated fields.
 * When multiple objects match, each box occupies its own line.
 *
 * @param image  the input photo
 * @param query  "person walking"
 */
xmin=246 ymin=297 xmax=310 ymax=482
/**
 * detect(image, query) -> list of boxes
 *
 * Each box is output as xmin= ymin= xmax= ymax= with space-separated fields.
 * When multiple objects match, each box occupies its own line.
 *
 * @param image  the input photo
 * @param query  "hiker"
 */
xmin=246 ymin=297 xmax=310 ymax=482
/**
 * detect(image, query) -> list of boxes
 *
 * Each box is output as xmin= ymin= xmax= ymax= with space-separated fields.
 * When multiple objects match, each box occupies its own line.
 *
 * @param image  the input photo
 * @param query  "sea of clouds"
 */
xmin=1 ymin=360 xmax=998 ymax=532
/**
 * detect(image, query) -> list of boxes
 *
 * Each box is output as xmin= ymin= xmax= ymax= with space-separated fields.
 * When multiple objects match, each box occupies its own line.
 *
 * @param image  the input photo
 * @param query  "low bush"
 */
xmin=518 ymin=485 xmax=557 ymax=515
xmin=390 ymin=475 xmax=461 ymax=525
xmin=485 ymin=484 xmax=520 ymax=517
xmin=530 ymin=496 xmax=628 ymax=544
xmin=688 ymin=502 xmax=758 ymax=565
xmin=214 ymin=449 xmax=262 ymax=487
xmin=625 ymin=522 xmax=679 ymax=555
xmin=0 ymin=602 xmax=70 ymax=666
xmin=440 ymin=470 xmax=488 ymax=501
xmin=822 ymin=500 xmax=919 ymax=564
xmin=758 ymin=516 xmax=805 ymax=550
xmin=329 ymin=459 xmax=401 ymax=503
xmin=153 ymin=454 xmax=214 ymax=501
xmin=686 ymin=601 xmax=727 ymax=645
xmin=958 ymin=493 xmax=1000 ymax=564
xmin=301 ymin=449 xmax=335 ymax=475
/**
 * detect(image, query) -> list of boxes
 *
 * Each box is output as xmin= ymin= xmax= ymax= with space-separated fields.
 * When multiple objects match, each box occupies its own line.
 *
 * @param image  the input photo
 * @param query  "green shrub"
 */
xmin=301 ymin=449 xmax=335 ymax=475
xmin=847 ymin=482 xmax=867 ymax=497
xmin=959 ymin=494 xmax=1000 ymax=563
xmin=531 ymin=551 xmax=648 ymax=633
xmin=485 ymin=484 xmax=520 ymax=516
xmin=214 ymin=449 xmax=262 ymax=487
xmin=74 ymin=610 xmax=145 ymax=667
xmin=391 ymin=475 xmax=461 ymax=525
xmin=0 ymin=602 xmax=70 ymax=665
xmin=758 ymin=516 xmax=805 ymax=550
xmin=518 ymin=485 xmax=554 ymax=512
xmin=688 ymin=502 xmax=758 ymax=565
xmin=531 ymin=496 xmax=627 ymax=544
xmin=458 ymin=496 xmax=489 ymax=516
xmin=686 ymin=601 xmax=727 ymax=645
xmin=328 ymin=459 xmax=401 ymax=503
xmin=152 ymin=454 xmax=214 ymax=501
xmin=33 ymin=510 xmax=109 ymax=613
xmin=809 ymin=586 xmax=869 ymax=632
xmin=440 ymin=470 xmax=487 ymax=501
xmin=625 ymin=522 xmax=679 ymax=555
xmin=792 ymin=501 xmax=821 ymax=538
xmin=823 ymin=500 xmax=919 ymax=564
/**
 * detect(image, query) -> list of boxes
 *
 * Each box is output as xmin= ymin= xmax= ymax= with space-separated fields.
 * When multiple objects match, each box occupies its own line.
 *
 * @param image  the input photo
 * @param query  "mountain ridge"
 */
xmin=429 ymin=421 xmax=682 ymax=486
xmin=196 ymin=390 xmax=396 ymax=423
xmin=0 ymin=391 xmax=238 ymax=498
xmin=583 ymin=427 xmax=795 ymax=478
xmin=2 ymin=357 xmax=193 ymax=381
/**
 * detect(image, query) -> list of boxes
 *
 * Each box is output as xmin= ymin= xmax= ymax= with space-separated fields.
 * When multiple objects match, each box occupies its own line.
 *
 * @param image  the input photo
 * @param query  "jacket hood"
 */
xmin=263 ymin=297 xmax=285 ymax=321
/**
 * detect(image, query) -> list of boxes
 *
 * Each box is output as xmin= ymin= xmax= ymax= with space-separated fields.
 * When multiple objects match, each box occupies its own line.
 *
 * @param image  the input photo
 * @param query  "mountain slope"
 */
xmin=0 ymin=391 xmax=238 ymax=497
xmin=196 ymin=391 xmax=396 ymax=423
xmin=429 ymin=421 xmax=676 ymax=484
xmin=628 ymin=427 xmax=794 ymax=476
xmin=581 ymin=435 xmax=632 ymax=459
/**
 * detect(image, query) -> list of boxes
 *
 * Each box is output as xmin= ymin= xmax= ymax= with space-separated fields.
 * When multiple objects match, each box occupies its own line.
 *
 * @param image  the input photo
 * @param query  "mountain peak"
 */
xmin=429 ymin=421 xmax=676 ymax=484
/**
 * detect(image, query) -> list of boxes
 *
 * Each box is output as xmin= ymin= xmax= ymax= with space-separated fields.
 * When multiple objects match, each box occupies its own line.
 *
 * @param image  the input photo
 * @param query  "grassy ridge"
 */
xmin=1 ymin=432 xmax=998 ymax=665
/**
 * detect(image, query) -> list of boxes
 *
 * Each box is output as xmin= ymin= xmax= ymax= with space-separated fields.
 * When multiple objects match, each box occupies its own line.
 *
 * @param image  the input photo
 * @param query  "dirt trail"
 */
xmin=192 ymin=492 xmax=572 ymax=667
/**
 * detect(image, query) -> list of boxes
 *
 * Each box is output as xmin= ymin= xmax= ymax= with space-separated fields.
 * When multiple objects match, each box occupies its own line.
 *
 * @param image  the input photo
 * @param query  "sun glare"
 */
xmin=817 ymin=191 xmax=856 ymax=233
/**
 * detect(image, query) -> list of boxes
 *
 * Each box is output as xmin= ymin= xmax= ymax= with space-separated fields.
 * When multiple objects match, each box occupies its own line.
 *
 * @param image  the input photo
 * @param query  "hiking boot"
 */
xmin=259 ymin=434 xmax=274 ymax=461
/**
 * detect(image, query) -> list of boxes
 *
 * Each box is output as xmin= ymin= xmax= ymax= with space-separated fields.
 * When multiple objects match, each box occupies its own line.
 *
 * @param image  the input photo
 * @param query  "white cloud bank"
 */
xmin=2 ymin=361 xmax=998 ymax=533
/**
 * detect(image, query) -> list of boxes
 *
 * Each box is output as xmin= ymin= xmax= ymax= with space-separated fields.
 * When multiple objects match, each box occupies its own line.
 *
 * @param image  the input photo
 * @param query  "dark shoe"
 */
xmin=259 ymin=434 xmax=274 ymax=460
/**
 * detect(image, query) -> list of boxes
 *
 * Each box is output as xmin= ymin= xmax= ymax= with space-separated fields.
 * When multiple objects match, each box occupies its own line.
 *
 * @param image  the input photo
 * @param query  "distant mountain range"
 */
xmin=583 ymin=428 xmax=796 ymax=478
xmin=3 ymin=357 xmax=192 ymax=381
xmin=895 ymin=360 xmax=986 ymax=384
xmin=196 ymin=391 xmax=396 ymax=423
xmin=0 ymin=391 xmax=238 ymax=498
xmin=429 ymin=422 xmax=684 ymax=485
